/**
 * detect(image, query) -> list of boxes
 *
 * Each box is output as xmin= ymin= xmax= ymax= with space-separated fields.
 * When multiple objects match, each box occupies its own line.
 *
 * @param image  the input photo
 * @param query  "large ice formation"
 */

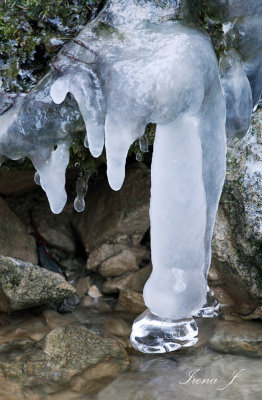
xmin=0 ymin=0 xmax=261 ymax=352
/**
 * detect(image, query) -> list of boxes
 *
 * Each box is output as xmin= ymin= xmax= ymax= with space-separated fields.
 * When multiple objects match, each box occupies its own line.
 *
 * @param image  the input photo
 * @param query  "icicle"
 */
xmin=34 ymin=172 xmax=41 ymax=185
xmin=139 ymin=134 xmax=149 ymax=153
xmin=84 ymin=135 xmax=89 ymax=149
xmin=105 ymin=112 xmax=145 ymax=190
xmin=31 ymin=143 xmax=70 ymax=214
xmin=50 ymin=68 xmax=105 ymax=158
xmin=136 ymin=152 xmax=143 ymax=162
xmin=74 ymin=173 xmax=89 ymax=213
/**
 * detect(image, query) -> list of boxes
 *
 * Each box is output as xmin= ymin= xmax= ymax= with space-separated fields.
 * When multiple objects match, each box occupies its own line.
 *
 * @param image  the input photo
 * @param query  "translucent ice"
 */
xmin=130 ymin=309 xmax=198 ymax=353
xmin=0 ymin=0 xmax=261 ymax=353
xmin=74 ymin=175 xmax=88 ymax=213
xmin=0 ymin=74 xmax=81 ymax=213
xmin=214 ymin=0 xmax=262 ymax=139
xmin=31 ymin=143 xmax=70 ymax=214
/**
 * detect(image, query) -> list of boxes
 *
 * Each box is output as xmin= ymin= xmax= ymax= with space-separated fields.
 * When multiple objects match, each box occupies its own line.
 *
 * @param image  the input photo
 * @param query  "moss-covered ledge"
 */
xmin=0 ymin=0 xmax=103 ymax=93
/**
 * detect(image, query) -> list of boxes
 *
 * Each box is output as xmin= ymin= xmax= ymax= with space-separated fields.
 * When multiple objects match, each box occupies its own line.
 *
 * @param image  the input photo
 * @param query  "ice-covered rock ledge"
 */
xmin=0 ymin=0 xmax=261 ymax=352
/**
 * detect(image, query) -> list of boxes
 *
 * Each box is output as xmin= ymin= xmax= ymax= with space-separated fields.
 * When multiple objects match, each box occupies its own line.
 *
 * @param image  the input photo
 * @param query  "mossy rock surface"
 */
xmin=0 ymin=0 xmax=102 ymax=93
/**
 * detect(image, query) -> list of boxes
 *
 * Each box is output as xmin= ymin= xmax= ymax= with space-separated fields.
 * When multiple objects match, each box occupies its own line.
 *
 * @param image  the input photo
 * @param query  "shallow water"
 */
xmin=0 ymin=307 xmax=261 ymax=400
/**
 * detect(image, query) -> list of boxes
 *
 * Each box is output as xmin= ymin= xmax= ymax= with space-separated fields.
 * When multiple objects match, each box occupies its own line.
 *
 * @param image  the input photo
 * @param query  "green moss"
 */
xmin=0 ymin=0 xmax=102 ymax=92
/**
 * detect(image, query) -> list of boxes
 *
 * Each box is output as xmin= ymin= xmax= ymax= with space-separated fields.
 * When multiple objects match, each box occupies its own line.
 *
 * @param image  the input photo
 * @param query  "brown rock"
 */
xmin=0 ymin=170 xmax=36 ymax=196
xmin=75 ymin=277 xmax=92 ymax=298
xmin=32 ymin=203 xmax=76 ymax=253
xmin=87 ymin=243 xmax=126 ymax=271
xmin=80 ymin=296 xmax=112 ymax=312
xmin=88 ymin=285 xmax=103 ymax=299
xmin=103 ymin=264 xmax=152 ymax=294
xmin=104 ymin=318 xmax=131 ymax=338
xmin=99 ymin=249 xmax=138 ymax=278
xmin=209 ymin=320 xmax=262 ymax=357
xmin=16 ymin=317 xmax=50 ymax=342
xmin=0 ymin=255 xmax=75 ymax=312
xmin=0 ymin=316 xmax=49 ymax=347
xmin=41 ymin=310 xmax=75 ymax=330
xmin=73 ymin=164 xmax=150 ymax=253
xmin=0 ymin=326 xmax=129 ymax=390
xmin=116 ymin=290 xmax=146 ymax=315
xmin=0 ymin=196 xmax=37 ymax=264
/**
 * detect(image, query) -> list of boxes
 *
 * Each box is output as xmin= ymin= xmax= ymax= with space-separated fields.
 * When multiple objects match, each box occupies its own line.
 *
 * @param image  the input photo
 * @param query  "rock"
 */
xmin=0 ymin=170 xmax=36 ymax=196
xmin=0 ymin=326 xmax=129 ymax=390
xmin=31 ymin=203 xmax=76 ymax=254
xmin=116 ymin=290 xmax=146 ymax=315
xmin=97 ymin=348 xmax=262 ymax=400
xmin=88 ymin=285 xmax=103 ymax=299
xmin=0 ymin=196 xmax=37 ymax=264
xmin=60 ymin=257 xmax=86 ymax=281
xmin=0 ymin=317 xmax=50 ymax=347
xmin=209 ymin=320 xmax=262 ymax=357
xmin=87 ymin=243 xmax=127 ymax=271
xmin=0 ymin=374 xmax=42 ymax=400
xmin=80 ymin=296 xmax=112 ymax=312
xmin=75 ymin=277 xmax=92 ymax=298
xmin=104 ymin=318 xmax=131 ymax=338
xmin=103 ymin=264 xmax=152 ymax=294
xmin=0 ymin=255 xmax=75 ymax=312
xmin=41 ymin=310 xmax=75 ymax=330
xmin=87 ymin=243 xmax=149 ymax=273
xmin=73 ymin=164 xmax=150 ymax=253
xmin=210 ymin=107 xmax=262 ymax=319
xmin=57 ymin=294 xmax=81 ymax=313
xmin=14 ymin=317 xmax=50 ymax=342
xmin=99 ymin=249 xmax=139 ymax=278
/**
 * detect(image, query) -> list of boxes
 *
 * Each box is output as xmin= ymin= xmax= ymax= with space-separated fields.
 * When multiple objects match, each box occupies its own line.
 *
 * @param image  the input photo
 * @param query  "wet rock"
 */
xmin=116 ymin=290 xmax=146 ymax=315
xmin=74 ymin=164 xmax=150 ymax=253
xmin=0 ymin=326 xmax=129 ymax=391
xmin=210 ymin=107 xmax=262 ymax=319
xmin=88 ymin=285 xmax=103 ymax=299
xmin=0 ymin=317 xmax=49 ymax=347
xmin=14 ymin=317 xmax=50 ymax=342
xmin=75 ymin=277 xmax=93 ymax=298
xmin=80 ymin=296 xmax=112 ymax=312
xmin=99 ymin=249 xmax=139 ymax=278
xmin=0 ymin=255 xmax=75 ymax=312
xmin=41 ymin=310 xmax=75 ymax=330
xmin=209 ymin=320 xmax=262 ymax=357
xmin=104 ymin=318 xmax=131 ymax=338
xmin=57 ymin=294 xmax=81 ymax=313
xmin=97 ymin=348 xmax=262 ymax=400
xmin=0 ymin=374 xmax=42 ymax=400
xmin=103 ymin=264 xmax=152 ymax=294
xmin=0 ymin=196 xmax=37 ymax=264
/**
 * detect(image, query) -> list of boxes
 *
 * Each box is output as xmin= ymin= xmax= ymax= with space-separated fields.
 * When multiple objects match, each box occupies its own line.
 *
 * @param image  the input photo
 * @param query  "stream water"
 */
xmin=0 ymin=307 xmax=261 ymax=400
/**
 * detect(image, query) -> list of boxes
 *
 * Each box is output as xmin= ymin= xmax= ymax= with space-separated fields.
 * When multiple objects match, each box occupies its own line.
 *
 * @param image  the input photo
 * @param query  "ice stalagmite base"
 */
xmin=131 ymin=116 xmax=207 ymax=352
xmin=130 ymin=309 xmax=198 ymax=354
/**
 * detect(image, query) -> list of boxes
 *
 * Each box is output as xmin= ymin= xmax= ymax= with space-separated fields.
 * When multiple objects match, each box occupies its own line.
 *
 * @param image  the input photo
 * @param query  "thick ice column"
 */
xmin=199 ymin=81 xmax=227 ymax=279
xmin=143 ymin=114 xmax=207 ymax=320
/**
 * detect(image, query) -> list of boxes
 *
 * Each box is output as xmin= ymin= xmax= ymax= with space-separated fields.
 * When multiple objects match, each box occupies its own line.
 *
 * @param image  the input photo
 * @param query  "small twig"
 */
xmin=73 ymin=39 xmax=100 ymax=58
xmin=61 ymin=50 xmax=96 ymax=65
xmin=16 ymin=5 xmax=28 ymax=10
